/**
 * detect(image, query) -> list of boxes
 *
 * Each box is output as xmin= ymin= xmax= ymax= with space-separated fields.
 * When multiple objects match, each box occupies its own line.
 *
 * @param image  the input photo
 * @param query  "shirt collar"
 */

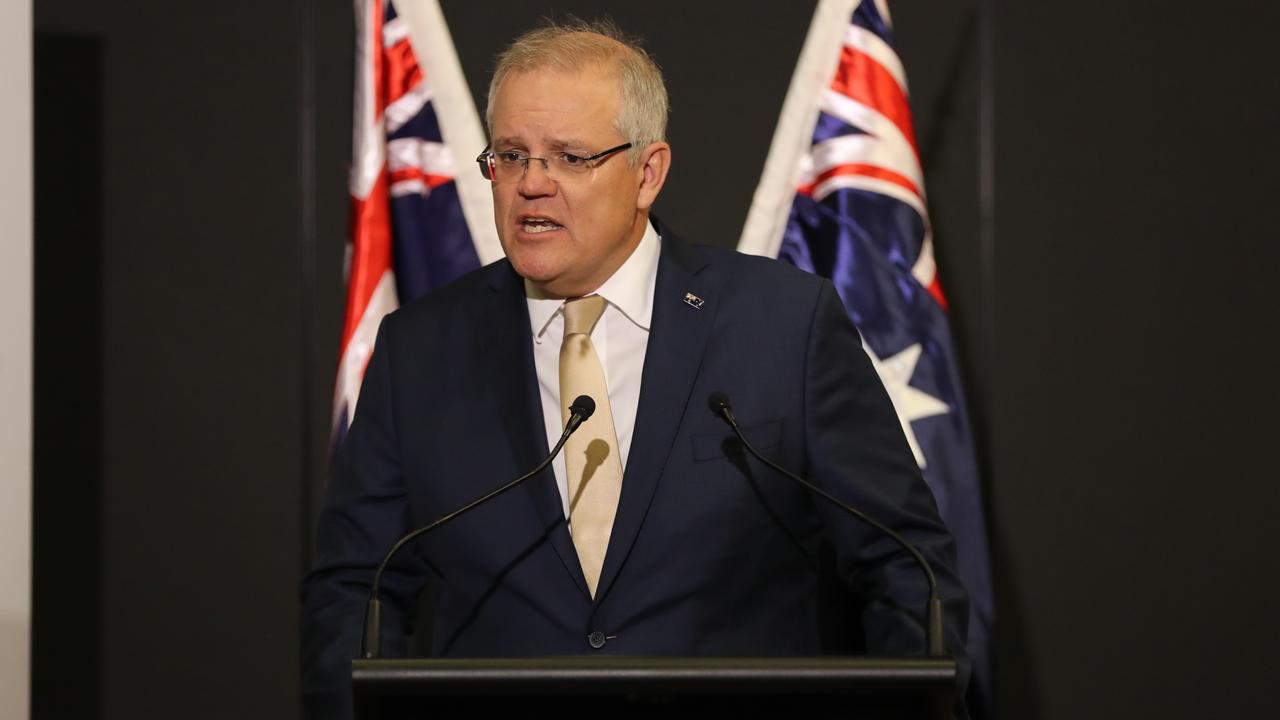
xmin=526 ymin=220 xmax=661 ymax=342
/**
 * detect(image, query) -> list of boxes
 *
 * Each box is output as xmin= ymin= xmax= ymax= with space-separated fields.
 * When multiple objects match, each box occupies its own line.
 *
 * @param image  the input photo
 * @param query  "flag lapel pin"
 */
xmin=683 ymin=292 xmax=705 ymax=309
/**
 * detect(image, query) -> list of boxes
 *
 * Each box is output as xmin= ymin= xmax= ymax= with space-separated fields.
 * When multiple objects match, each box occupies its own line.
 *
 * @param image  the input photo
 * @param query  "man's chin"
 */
xmin=507 ymin=255 xmax=564 ymax=295
xmin=516 ymin=267 xmax=594 ymax=299
xmin=505 ymin=246 xmax=606 ymax=298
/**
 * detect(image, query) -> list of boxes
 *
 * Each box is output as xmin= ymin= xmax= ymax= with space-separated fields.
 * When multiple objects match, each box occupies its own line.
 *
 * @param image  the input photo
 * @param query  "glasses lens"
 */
xmin=493 ymin=152 xmax=526 ymax=181
xmin=552 ymin=153 xmax=589 ymax=175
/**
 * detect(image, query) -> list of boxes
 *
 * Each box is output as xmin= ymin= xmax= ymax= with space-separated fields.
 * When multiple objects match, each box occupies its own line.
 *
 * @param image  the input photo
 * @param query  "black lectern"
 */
xmin=352 ymin=656 xmax=956 ymax=719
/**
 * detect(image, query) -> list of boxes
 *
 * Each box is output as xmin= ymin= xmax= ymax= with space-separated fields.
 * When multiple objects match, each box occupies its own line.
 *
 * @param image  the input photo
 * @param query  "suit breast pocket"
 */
xmin=691 ymin=419 xmax=783 ymax=462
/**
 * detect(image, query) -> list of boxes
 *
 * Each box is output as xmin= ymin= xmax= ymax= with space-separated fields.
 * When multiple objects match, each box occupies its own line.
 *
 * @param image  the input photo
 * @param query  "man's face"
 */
xmin=488 ymin=65 xmax=651 ymax=298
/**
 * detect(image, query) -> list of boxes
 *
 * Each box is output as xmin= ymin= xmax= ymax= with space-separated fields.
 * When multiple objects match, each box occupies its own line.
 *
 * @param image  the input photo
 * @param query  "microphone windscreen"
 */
xmin=708 ymin=391 xmax=732 ymax=415
xmin=569 ymin=395 xmax=596 ymax=420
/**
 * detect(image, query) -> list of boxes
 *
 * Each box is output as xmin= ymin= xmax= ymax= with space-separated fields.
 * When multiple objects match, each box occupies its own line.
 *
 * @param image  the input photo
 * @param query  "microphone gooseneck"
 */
xmin=707 ymin=391 xmax=946 ymax=657
xmin=360 ymin=395 xmax=596 ymax=659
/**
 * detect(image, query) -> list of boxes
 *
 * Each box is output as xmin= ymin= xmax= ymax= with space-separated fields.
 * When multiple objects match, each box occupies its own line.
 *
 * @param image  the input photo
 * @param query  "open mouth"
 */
xmin=520 ymin=216 xmax=564 ymax=234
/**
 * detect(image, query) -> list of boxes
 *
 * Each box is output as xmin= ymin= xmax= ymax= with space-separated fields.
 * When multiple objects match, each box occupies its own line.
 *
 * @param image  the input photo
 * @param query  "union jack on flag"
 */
xmin=750 ymin=0 xmax=995 ymax=712
xmin=333 ymin=0 xmax=481 ymax=444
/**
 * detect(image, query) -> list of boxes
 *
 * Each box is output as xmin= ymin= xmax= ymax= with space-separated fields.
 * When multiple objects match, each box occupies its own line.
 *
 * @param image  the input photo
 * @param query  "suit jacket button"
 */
xmin=588 ymin=631 xmax=607 ymax=649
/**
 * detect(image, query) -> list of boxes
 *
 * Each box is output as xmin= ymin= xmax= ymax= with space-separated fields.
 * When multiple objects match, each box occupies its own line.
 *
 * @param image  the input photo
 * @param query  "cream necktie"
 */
xmin=559 ymin=295 xmax=624 ymax=598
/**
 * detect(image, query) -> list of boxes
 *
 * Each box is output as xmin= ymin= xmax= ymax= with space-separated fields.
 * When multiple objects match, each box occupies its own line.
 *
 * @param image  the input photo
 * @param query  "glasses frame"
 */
xmin=475 ymin=142 xmax=634 ymax=181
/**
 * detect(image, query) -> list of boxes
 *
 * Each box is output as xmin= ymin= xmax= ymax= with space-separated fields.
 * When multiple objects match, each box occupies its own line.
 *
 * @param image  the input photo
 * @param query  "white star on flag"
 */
xmin=862 ymin=342 xmax=950 ymax=469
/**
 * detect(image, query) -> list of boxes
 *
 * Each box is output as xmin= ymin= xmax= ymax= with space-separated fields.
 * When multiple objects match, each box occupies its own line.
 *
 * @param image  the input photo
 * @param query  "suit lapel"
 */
xmin=594 ymin=233 xmax=720 ymax=601
xmin=487 ymin=263 xmax=592 ymax=599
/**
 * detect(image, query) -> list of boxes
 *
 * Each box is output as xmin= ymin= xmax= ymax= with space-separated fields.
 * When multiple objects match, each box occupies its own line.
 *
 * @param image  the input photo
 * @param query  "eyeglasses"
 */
xmin=475 ymin=142 xmax=633 ymax=182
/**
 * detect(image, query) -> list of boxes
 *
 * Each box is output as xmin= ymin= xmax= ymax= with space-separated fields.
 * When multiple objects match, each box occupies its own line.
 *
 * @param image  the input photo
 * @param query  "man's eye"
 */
xmin=496 ymin=151 xmax=525 ymax=164
xmin=559 ymin=153 xmax=587 ymax=167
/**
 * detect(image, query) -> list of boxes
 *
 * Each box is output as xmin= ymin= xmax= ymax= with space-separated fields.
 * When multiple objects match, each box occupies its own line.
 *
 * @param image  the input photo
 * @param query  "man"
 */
xmin=301 ymin=19 xmax=969 ymax=718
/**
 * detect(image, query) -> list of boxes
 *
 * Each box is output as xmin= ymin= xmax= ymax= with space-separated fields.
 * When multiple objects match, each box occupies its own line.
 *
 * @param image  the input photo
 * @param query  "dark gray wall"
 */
xmin=990 ymin=3 xmax=1280 ymax=717
xmin=33 ymin=33 xmax=102 ymax=720
xmin=31 ymin=1 xmax=1279 ymax=719
xmin=33 ymin=2 xmax=351 ymax=718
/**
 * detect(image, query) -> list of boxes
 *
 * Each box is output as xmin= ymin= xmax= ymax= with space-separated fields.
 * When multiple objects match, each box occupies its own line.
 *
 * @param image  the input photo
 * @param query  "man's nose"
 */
xmin=518 ymin=158 xmax=556 ymax=197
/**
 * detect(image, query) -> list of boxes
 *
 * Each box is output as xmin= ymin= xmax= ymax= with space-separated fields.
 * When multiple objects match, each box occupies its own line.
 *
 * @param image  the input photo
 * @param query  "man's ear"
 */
xmin=635 ymin=142 xmax=672 ymax=211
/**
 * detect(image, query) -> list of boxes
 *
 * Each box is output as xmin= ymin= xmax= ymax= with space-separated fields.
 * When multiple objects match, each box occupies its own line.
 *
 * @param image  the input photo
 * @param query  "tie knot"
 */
xmin=563 ymin=295 xmax=607 ymax=337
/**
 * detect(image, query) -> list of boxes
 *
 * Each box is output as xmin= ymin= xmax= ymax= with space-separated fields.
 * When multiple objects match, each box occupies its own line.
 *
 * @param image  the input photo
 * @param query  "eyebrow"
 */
xmin=491 ymin=136 xmax=594 ymax=152
xmin=490 ymin=136 xmax=524 ymax=149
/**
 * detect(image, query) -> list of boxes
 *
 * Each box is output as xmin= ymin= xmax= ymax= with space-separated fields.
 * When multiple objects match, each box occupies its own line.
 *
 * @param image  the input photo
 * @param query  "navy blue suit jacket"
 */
xmin=300 ymin=231 xmax=969 ymax=717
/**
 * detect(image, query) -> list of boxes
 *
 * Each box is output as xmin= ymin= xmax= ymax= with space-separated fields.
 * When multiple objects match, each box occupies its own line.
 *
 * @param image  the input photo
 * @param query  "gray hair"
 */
xmin=485 ymin=18 xmax=668 ymax=165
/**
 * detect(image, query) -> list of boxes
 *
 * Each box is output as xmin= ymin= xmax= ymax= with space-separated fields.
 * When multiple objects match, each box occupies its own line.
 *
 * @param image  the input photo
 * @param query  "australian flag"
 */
xmin=778 ymin=1 xmax=995 ymax=713
xmin=333 ymin=0 xmax=480 ymax=445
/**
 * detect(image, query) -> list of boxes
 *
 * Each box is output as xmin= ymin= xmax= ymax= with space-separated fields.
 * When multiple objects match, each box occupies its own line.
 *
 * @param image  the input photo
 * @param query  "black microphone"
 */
xmin=565 ymin=395 xmax=595 ymax=436
xmin=360 ymin=395 xmax=596 ymax=659
xmin=707 ymin=391 xmax=946 ymax=657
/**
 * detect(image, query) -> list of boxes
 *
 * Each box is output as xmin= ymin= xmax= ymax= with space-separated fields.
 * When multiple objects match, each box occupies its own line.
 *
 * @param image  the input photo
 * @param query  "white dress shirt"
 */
xmin=525 ymin=221 xmax=660 ymax=518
